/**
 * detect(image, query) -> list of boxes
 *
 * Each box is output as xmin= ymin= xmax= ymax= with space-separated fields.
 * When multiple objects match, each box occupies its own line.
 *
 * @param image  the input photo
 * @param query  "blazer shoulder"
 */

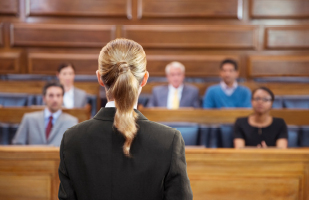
xmin=61 ymin=112 xmax=78 ymax=122
xmin=24 ymin=111 xmax=44 ymax=119
xmin=74 ymin=87 xmax=87 ymax=96
xmin=152 ymin=85 xmax=168 ymax=92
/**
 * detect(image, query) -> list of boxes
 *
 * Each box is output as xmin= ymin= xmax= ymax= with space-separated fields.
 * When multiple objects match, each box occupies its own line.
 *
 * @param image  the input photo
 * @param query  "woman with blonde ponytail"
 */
xmin=58 ymin=38 xmax=193 ymax=200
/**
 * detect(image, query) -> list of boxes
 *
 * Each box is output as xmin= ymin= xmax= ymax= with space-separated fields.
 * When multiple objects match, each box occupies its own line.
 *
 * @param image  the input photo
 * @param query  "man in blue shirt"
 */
xmin=203 ymin=59 xmax=251 ymax=108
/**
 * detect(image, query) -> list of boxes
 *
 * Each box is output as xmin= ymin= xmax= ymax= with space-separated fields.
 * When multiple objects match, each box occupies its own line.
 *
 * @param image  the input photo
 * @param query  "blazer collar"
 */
xmin=93 ymin=107 xmax=148 ymax=121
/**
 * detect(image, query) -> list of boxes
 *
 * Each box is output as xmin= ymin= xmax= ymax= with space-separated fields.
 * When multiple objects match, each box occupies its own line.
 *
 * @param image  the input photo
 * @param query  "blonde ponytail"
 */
xmin=98 ymin=39 xmax=147 ymax=156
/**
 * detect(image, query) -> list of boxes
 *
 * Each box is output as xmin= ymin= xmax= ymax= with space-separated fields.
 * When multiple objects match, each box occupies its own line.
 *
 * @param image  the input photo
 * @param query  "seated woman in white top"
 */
xmin=56 ymin=63 xmax=88 ymax=108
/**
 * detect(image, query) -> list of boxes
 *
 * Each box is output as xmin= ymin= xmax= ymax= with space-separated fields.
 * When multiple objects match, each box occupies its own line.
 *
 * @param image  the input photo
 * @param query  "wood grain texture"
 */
xmin=0 ymin=81 xmax=99 ymax=95
xmin=140 ymin=108 xmax=309 ymax=126
xmin=138 ymin=0 xmax=242 ymax=19
xmin=0 ymin=52 xmax=20 ymax=74
xmin=249 ymin=55 xmax=309 ymax=77
xmin=11 ymin=24 xmax=116 ymax=47
xmin=0 ymin=0 xmax=18 ymax=15
xmin=0 ymin=23 xmax=3 ymax=46
xmin=266 ymin=26 xmax=309 ymax=49
xmin=146 ymin=55 xmax=240 ymax=77
xmin=122 ymin=25 xmax=258 ymax=49
xmin=0 ymin=147 xmax=309 ymax=200
xmin=28 ymin=0 xmax=130 ymax=18
xmin=28 ymin=52 xmax=98 ymax=74
xmin=0 ymin=107 xmax=90 ymax=123
xmin=251 ymin=0 xmax=309 ymax=18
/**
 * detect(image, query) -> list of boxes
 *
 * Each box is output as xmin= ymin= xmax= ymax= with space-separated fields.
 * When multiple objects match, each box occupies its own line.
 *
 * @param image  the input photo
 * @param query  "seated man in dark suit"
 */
xmin=12 ymin=82 xmax=78 ymax=146
xmin=57 ymin=63 xmax=88 ymax=108
xmin=147 ymin=61 xmax=200 ymax=109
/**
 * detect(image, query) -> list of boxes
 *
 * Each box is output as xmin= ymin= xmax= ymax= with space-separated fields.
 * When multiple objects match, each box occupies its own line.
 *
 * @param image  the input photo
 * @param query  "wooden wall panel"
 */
xmin=266 ymin=26 xmax=309 ymax=49
xmin=249 ymin=55 xmax=309 ymax=77
xmin=122 ymin=26 xmax=258 ymax=49
xmin=0 ymin=23 xmax=3 ymax=46
xmin=138 ymin=0 xmax=242 ymax=19
xmin=0 ymin=175 xmax=51 ymax=199
xmin=28 ymin=0 xmax=131 ymax=19
xmin=11 ymin=24 xmax=116 ymax=47
xmin=251 ymin=0 xmax=309 ymax=18
xmin=28 ymin=52 xmax=98 ymax=74
xmin=0 ymin=0 xmax=18 ymax=15
xmin=146 ymin=55 xmax=240 ymax=77
xmin=0 ymin=52 xmax=20 ymax=74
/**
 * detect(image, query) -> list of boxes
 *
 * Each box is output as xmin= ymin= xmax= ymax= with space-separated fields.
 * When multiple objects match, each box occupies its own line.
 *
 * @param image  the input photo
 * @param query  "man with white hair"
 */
xmin=147 ymin=61 xmax=200 ymax=109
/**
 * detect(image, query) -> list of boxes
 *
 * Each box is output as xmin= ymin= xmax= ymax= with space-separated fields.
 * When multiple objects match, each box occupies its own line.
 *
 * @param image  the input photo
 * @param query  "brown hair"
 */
xmin=98 ymin=38 xmax=147 ymax=156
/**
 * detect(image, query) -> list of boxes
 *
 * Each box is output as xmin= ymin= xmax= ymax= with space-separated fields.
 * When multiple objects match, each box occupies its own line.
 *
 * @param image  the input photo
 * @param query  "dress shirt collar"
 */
xmin=44 ymin=107 xmax=62 ymax=121
xmin=168 ymin=84 xmax=184 ymax=92
xmin=220 ymin=81 xmax=238 ymax=96
xmin=105 ymin=101 xmax=137 ymax=109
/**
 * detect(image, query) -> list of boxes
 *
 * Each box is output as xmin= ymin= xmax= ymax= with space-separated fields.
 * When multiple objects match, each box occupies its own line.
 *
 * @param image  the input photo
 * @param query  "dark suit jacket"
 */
xmin=146 ymin=84 xmax=200 ymax=108
xmin=58 ymin=107 xmax=193 ymax=200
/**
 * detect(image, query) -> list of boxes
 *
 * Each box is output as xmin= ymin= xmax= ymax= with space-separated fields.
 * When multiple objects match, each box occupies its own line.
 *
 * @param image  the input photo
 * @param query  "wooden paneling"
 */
xmin=146 ymin=55 xmax=240 ymax=77
xmin=28 ymin=0 xmax=131 ymax=19
xmin=11 ymin=24 xmax=116 ymax=47
xmin=0 ymin=175 xmax=51 ymax=199
xmin=122 ymin=25 xmax=258 ymax=49
xmin=0 ymin=107 xmax=90 ymax=123
xmin=138 ymin=0 xmax=242 ymax=19
xmin=0 ymin=23 xmax=3 ymax=46
xmin=251 ymin=0 xmax=309 ymax=18
xmin=249 ymin=55 xmax=309 ymax=77
xmin=0 ymin=52 xmax=20 ymax=74
xmin=28 ymin=52 xmax=98 ymax=75
xmin=0 ymin=0 xmax=18 ymax=15
xmin=185 ymin=148 xmax=309 ymax=200
xmin=266 ymin=26 xmax=309 ymax=49
xmin=140 ymin=109 xmax=309 ymax=126
xmin=1 ymin=147 xmax=309 ymax=200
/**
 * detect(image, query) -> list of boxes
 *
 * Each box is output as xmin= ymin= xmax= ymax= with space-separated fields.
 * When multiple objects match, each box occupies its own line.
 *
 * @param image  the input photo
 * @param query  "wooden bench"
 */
xmin=0 ymin=80 xmax=101 ymax=112
xmin=139 ymin=108 xmax=309 ymax=126
xmin=0 ymin=107 xmax=91 ymax=123
xmin=0 ymin=146 xmax=308 ymax=200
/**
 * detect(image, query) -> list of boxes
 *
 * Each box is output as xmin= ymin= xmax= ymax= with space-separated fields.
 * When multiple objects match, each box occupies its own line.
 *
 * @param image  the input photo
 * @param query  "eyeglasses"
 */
xmin=252 ymin=97 xmax=272 ymax=102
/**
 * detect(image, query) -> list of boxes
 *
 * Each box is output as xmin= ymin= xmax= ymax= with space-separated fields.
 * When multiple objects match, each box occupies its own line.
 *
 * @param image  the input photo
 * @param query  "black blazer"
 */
xmin=58 ymin=107 xmax=193 ymax=200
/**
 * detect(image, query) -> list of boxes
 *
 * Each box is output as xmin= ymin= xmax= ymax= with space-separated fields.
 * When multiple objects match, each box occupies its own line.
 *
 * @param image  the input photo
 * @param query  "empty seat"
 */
xmin=287 ymin=126 xmax=300 ymax=147
xmin=220 ymin=124 xmax=234 ymax=148
xmin=0 ymin=93 xmax=32 ymax=107
xmin=283 ymin=95 xmax=309 ymax=109
xmin=300 ymin=126 xmax=309 ymax=147
xmin=0 ymin=122 xmax=19 ymax=145
xmin=254 ymin=77 xmax=309 ymax=83
xmin=138 ymin=94 xmax=151 ymax=107
xmin=199 ymin=125 xmax=220 ymax=148
xmin=160 ymin=122 xmax=199 ymax=146
xmin=272 ymin=96 xmax=284 ymax=109
xmin=4 ymin=74 xmax=55 ymax=81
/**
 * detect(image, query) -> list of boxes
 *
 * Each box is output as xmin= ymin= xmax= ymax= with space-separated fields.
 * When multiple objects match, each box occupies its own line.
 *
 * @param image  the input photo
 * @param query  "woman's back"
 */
xmin=58 ymin=107 xmax=193 ymax=200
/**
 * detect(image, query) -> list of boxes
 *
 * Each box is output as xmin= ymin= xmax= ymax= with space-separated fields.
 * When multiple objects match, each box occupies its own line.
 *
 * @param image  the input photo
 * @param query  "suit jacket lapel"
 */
xmin=73 ymin=88 xmax=78 ymax=107
xmin=179 ymin=84 xmax=187 ymax=107
xmin=48 ymin=113 xmax=63 ymax=143
xmin=161 ymin=86 xmax=168 ymax=107
xmin=37 ymin=111 xmax=47 ymax=144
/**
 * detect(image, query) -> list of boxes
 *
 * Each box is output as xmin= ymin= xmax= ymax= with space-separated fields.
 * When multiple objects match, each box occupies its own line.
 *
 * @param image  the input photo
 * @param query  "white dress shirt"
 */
xmin=167 ymin=84 xmax=184 ymax=109
xmin=105 ymin=101 xmax=138 ymax=109
xmin=63 ymin=87 xmax=74 ymax=109
xmin=220 ymin=81 xmax=238 ymax=96
xmin=44 ymin=108 xmax=62 ymax=128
